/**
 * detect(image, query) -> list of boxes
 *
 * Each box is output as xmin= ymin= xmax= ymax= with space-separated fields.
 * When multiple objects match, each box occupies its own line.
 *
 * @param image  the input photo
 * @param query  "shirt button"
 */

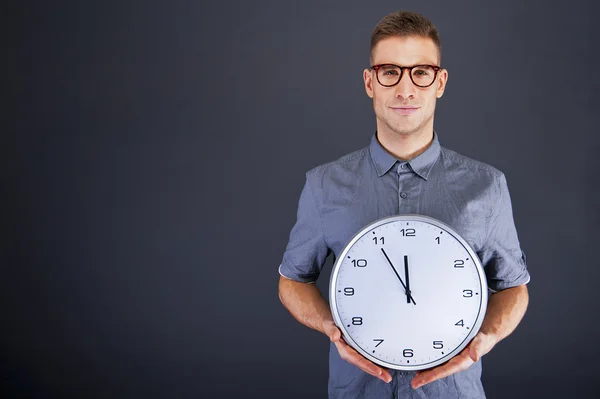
xmin=400 ymin=192 xmax=408 ymax=198
xmin=401 ymin=164 xmax=407 ymax=169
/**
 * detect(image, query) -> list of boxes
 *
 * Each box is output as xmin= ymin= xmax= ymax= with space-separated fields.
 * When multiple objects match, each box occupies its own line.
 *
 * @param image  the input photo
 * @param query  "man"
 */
xmin=278 ymin=10 xmax=530 ymax=399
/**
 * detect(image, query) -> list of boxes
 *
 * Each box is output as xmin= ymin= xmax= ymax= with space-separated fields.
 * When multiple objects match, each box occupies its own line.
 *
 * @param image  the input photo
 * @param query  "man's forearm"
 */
xmin=480 ymin=284 xmax=529 ymax=342
xmin=278 ymin=275 xmax=334 ymax=335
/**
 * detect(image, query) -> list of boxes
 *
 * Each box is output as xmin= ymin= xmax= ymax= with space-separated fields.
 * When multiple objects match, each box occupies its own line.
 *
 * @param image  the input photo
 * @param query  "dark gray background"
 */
xmin=3 ymin=1 xmax=599 ymax=398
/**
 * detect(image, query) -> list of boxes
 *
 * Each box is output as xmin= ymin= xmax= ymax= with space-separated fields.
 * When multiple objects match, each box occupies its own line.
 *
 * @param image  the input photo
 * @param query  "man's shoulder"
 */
xmin=440 ymin=146 xmax=504 ymax=181
xmin=305 ymin=146 xmax=370 ymax=180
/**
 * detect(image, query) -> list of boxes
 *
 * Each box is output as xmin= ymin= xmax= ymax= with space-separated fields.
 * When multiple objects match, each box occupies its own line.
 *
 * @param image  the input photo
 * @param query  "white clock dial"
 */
xmin=329 ymin=214 xmax=488 ymax=371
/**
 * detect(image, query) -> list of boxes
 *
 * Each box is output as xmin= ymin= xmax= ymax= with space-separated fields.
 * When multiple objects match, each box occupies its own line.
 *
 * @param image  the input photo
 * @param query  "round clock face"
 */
xmin=329 ymin=214 xmax=488 ymax=371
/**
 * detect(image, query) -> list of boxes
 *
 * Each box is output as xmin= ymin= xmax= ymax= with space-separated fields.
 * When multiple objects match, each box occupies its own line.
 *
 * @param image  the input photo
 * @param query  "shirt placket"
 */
xmin=397 ymin=162 xmax=420 ymax=214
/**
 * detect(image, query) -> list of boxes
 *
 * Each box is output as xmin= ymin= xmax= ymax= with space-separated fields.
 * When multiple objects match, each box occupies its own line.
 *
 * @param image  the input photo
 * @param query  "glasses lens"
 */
xmin=411 ymin=66 xmax=436 ymax=87
xmin=377 ymin=65 xmax=401 ymax=86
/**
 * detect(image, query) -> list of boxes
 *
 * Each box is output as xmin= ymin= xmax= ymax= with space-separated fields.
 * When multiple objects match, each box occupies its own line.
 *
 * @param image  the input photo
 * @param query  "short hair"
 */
xmin=370 ymin=11 xmax=442 ymax=63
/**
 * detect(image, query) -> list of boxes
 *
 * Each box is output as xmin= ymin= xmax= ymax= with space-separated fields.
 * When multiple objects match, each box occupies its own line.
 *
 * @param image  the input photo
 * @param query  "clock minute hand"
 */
xmin=380 ymin=248 xmax=416 ymax=305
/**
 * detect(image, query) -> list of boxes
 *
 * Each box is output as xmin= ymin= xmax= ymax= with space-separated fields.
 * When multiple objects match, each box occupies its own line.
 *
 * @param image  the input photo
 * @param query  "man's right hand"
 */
xmin=322 ymin=321 xmax=392 ymax=384
xmin=278 ymin=277 xmax=392 ymax=384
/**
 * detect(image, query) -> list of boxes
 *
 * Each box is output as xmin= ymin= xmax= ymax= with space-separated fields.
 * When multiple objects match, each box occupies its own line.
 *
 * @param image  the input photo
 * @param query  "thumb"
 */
xmin=468 ymin=344 xmax=479 ymax=362
xmin=330 ymin=327 xmax=341 ymax=343
xmin=323 ymin=322 xmax=341 ymax=342
xmin=468 ymin=336 xmax=485 ymax=362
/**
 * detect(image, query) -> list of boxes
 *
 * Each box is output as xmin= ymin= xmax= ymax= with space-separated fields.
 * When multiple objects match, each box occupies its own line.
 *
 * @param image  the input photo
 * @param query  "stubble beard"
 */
xmin=377 ymin=107 xmax=433 ymax=138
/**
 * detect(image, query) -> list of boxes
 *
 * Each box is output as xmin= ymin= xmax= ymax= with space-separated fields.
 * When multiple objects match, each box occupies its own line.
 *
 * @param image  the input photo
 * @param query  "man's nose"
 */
xmin=394 ymin=69 xmax=416 ymax=99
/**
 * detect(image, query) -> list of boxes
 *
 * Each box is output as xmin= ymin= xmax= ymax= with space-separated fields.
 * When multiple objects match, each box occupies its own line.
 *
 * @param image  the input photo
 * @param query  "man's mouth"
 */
xmin=390 ymin=106 xmax=419 ymax=115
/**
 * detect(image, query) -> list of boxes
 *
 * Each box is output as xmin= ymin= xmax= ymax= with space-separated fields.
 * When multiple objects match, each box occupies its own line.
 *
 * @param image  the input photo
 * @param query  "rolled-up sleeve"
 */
xmin=278 ymin=174 xmax=331 ymax=283
xmin=479 ymin=173 xmax=531 ymax=292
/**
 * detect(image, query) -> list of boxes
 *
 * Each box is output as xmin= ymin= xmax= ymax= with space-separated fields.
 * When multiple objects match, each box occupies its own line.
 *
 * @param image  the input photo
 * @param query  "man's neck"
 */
xmin=376 ymin=126 xmax=434 ymax=161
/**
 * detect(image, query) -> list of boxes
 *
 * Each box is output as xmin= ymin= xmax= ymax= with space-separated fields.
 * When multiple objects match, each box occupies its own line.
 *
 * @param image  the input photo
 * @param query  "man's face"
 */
xmin=363 ymin=36 xmax=448 ymax=137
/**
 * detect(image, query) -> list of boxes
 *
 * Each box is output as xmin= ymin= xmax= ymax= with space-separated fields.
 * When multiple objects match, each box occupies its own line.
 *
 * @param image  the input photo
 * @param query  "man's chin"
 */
xmin=389 ymin=125 xmax=420 ymax=136
xmin=377 ymin=116 xmax=421 ymax=136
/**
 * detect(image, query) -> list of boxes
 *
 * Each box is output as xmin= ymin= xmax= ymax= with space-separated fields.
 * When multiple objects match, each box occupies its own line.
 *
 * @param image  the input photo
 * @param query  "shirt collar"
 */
xmin=369 ymin=131 xmax=441 ymax=180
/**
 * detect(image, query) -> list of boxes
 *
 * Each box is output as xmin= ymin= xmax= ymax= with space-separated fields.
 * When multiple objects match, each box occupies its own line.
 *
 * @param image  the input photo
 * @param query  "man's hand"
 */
xmin=411 ymin=284 xmax=529 ymax=390
xmin=322 ymin=321 xmax=392 ymax=384
xmin=411 ymin=331 xmax=498 ymax=390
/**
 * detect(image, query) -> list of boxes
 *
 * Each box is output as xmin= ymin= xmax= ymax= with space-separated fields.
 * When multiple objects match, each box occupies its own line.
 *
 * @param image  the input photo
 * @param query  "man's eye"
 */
xmin=413 ymin=69 xmax=429 ymax=76
xmin=382 ymin=69 xmax=399 ymax=75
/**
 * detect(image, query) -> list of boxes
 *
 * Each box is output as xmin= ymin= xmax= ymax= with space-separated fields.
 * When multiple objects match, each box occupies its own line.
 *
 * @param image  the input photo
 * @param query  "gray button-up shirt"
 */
xmin=279 ymin=132 xmax=530 ymax=399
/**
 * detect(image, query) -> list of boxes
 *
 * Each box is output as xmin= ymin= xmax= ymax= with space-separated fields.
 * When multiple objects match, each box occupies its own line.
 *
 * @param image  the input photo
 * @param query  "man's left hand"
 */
xmin=411 ymin=331 xmax=498 ymax=390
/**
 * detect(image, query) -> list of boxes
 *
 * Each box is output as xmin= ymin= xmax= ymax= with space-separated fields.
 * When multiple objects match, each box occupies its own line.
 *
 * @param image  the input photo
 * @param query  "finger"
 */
xmin=334 ymin=339 xmax=380 ymax=375
xmin=411 ymin=353 xmax=474 ymax=389
xmin=412 ymin=333 xmax=496 ymax=390
xmin=468 ymin=333 xmax=495 ymax=362
xmin=355 ymin=356 xmax=391 ymax=382
xmin=468 ymin=337 xmax=483 ymax=362
xmin=322 ymin=322 xmax=341 ymax=342
xmin=325 ymin=323 xmax=392 ymax=383
xmin=329 ymin=327 xmax=341 ymax=343
xmin=334 ymin=340 xmax=392 ymax=383
xmin=414 ymin=356 xmax=472 ymax=389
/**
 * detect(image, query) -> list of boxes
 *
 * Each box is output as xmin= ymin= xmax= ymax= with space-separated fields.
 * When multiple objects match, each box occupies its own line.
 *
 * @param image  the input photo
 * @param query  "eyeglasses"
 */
xmin=369 ymin=64 xmax=442 ymax=88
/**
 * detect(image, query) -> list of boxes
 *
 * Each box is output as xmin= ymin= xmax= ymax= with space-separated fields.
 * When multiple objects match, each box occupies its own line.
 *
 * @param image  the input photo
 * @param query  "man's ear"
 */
xmin=364 ymin=69 xmax=374 ymax=99
xmin=436 ymin=69 xmax=448 ymax=99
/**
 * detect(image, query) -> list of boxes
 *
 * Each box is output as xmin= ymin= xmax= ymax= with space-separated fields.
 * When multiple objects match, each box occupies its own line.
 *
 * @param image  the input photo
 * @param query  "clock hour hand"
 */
xmin=380 ymin=248 xmax=416 ymax=305
xmin=404 ymin=255 xmax=411 ymax=304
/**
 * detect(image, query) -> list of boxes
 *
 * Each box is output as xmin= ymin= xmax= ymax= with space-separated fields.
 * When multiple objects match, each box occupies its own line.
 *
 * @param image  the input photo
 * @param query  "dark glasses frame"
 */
xmin=369 ymin=64 xmax=442 ymax=88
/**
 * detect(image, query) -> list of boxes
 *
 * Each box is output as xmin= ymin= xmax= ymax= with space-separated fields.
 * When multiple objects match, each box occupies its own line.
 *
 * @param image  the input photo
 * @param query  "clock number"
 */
xmin=433 ymin=341 xmax=444 ymax=349
xmin=351 ymin=259 xmax=368 ymax=268
xmin=373 ymin=339 xmax=384 ymax=347
xmin=435 ymin=236 xmax=440 ymax=244
xmin=454 ymin=260 xmax=465 ymax=268
xmin=372 ymin=236 xmax=385 ymax=245
xmin=352 ymin=317 xmax=363 ymax=325
xmin=455 ymin=319 xmax=465 ymax=327
xmin=343 ymin=287 xmax=354 ymax=296
xmin=400 ymin=228 xmax=416 ymax=237
xmin=463 ymin=289 xmax=473 ymax=298
xmin=403 ymin=349 xmax=414 ymax=358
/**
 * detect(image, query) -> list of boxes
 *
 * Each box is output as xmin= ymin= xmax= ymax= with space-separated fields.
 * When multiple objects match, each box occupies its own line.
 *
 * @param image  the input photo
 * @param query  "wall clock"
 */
xmin=329 ymin=214 xmax=488 ymax=370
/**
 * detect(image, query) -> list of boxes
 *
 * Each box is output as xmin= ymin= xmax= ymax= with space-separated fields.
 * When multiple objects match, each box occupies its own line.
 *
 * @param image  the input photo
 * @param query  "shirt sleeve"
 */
xmin=278 ymin=174 xmax=331 ymax=283
xmin=479 ymin=173 xmax=531 ymax=292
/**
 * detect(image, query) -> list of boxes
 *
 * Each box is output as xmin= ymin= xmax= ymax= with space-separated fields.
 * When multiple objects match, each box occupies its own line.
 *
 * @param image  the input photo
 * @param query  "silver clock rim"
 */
xmin=329 ymin=214 xmax=489 ymax=371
